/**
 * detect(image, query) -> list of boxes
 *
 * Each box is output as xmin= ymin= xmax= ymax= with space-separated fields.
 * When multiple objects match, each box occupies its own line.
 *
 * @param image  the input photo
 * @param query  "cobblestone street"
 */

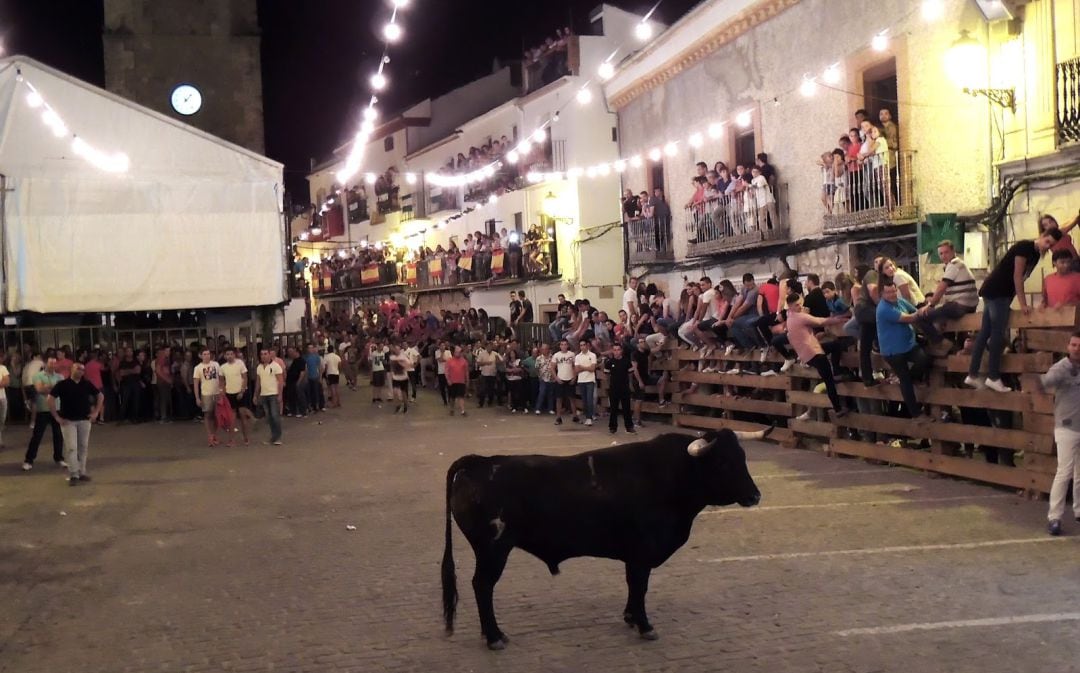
xmin=1 ymin=387 xmax=1078 ymax=673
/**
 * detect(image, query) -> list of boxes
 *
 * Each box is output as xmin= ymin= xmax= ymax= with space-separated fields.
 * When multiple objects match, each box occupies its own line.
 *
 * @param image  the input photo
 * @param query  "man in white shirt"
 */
xmin=22 ymin=352 xmax=44 ymax=430
xmin=323 ymin=345 xmax=343 ymax=409
xmin=573 ymin=340 xmax=598 ymax=426
xmin=388 ymin=344 xmax=412 ymax=414
xmin=435 ymin=340 xmax=450 ymax=405
xmin=550 ymin=339 xmax=577 ymax=426
xmin=369 ymin=340 xmax=389 ymax=404
xmin=220 ymin=349 xmax=250 ymax=446
xmin=254 ymin=349 xmax=285 ymax=445
xmin=404 ymin=341 xmax=421 ymax=401
xmin=623 ymin=277 xmax=640 ymax=322
xmin=193 ymin=349 xmax=222 ymax=446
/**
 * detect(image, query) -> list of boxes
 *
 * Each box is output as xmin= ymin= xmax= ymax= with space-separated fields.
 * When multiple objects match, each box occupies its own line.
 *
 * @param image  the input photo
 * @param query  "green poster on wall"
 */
xmin=920 ymin=213 xmax=962 ymax=264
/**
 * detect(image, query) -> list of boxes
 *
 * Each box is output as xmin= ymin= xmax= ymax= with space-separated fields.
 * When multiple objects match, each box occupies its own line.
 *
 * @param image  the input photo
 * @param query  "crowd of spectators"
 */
xmin=524 ymin=27 xmax=573 ymax=92
xmin=817 ymin=107 xmax=901 ymax=215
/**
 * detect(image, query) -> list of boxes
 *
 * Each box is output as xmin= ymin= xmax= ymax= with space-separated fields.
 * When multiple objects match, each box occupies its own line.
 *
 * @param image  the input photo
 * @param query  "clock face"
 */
xmin=171 ymin=84 xmax=202 ymax=116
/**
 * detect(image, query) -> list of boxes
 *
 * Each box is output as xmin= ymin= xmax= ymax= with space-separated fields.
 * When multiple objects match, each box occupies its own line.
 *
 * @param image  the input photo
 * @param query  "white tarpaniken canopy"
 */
xmin=0 ymin=56 xmax=286 ymax=313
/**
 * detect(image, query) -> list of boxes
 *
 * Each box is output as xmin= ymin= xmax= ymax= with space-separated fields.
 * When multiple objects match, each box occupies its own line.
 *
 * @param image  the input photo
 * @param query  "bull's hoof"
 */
xmin=487 ymin=638 xmax=508 ymax=651
xmin=639 ymin=629 xmax=659 ymax=641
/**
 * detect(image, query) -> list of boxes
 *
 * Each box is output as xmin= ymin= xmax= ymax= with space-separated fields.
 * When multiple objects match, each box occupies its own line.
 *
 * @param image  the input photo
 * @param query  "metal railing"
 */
xmin=626 ymin=216 xmax=674 ymax=264
xmin=823 ymin=150 xmax=917 ymax=232
xmin=403 ymin=239 xmax=558 ymax=290
xmin=684 ymin=183 xmax=789 ymax=257
xmin=313 ymin=261 xmax=400 ymax=295
xmin=1058 ymin=57 xmax=1080 ymax=143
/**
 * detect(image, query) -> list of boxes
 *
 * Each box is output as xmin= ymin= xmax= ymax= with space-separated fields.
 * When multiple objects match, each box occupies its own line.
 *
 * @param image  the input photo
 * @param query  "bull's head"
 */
xmin=687 ymin=429 xmax=763 ymax=508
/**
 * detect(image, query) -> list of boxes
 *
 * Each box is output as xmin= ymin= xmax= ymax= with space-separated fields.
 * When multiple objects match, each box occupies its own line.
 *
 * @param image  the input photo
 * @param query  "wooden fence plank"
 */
xmin=829 ymin=438 xmax=1053 ymax=492
xmin=945 ymin=352 xmax=1052 ymax=374
xmin=1025 ymin=329 xmax=1074 ymax=354
xmin=676 ymin=371 xmax=792 ymax=390
xmin=680 ymin=393 xmax=792 ymax=417
xmin=790 ymin=418 xmax=836 ymax=438
xmin=833 ymin=412 xmax=1054 ymax=454
xmin=675 ymin=414 xmax=795 ymax=443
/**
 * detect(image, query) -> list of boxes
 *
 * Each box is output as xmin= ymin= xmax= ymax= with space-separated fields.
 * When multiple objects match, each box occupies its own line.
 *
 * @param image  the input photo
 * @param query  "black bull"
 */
xmin=441 ymin=429 xmax=765 ymax=650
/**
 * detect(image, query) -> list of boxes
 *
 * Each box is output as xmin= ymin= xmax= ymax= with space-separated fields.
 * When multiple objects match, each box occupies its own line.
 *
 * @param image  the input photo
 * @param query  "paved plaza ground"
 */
xmin=1 ymin=386 xmax=1078 ymax=673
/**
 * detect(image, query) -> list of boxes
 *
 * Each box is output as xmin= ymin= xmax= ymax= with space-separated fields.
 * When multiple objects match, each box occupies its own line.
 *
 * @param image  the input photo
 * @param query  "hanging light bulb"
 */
xmin=871 ymin=31 xmax=889 ymax=52
xmin=489 ymin=194 xmax=498 ymax=204
xmin=736 ymin=111 xmax=752 ymax=128
xmin=517 ymin=139 xmax=533 ymax=155
xmin=648 ymin=148 xmax=662 ymax=162
xmin=383 ymin=22 xmax=403 ymax=42
xmin=392 ymin=0 xmax=409 ymax=7
xmin=506 ymin=150 xmax=520 ymax=164
xmin=299 ymin=232 xmax=310 ymax=241
xmin=586 ymin=166 xmax=598 ymax=178
xmin=311 ymin=226 xmax=323 ymax=236
xmin=532 ymin=128 xmax=547 ymax=143
xmin=823 ymin=63 xmax=842 ymax=85
xmin=365 ymin=173 xmax=377 ymax=185
xmin=370 ymin=72 xmax=388 ymax=90
xmin=405 ymin=172 xmax=417 ymax=185
xmin=920 ymin=0 xmax=945 ymax=22
xmin=613 ymin=159 xmax=627 ymax=173
xmin=663 ymin=142 xmax=678 ymax=157
xmin=800 ymin=76 xmax=818 ymax=97
xmin=635 ymin=21 xmax=653 ymax=42
xmin=629 ymin=155 xmax=643 ymax=168
xmin=598 ymin=61 xmax=615 ymax=80
xmin=25 ymin=91 xmax=43 ymax=108
xmin=576 ymin=87 xmax=593 ymax=105
xmin=688 ymin=132 xmax=704 ymax=148
xmin=597 ymin=163 xmax=611 ymax=176
xmin=708 ymin=122 xmax=723 ymax=139
xmin=362 ymin=106 xmax=378 ymax=122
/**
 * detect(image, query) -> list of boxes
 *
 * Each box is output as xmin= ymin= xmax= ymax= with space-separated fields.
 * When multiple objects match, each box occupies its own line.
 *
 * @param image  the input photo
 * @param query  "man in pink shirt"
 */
xmin=54 ymin=349 xmax=74 ymax=379
xmin=1042 ymin=250 xmax=1080 ymax=308
xmin=785 ymin=292 xmax=850 ymax=419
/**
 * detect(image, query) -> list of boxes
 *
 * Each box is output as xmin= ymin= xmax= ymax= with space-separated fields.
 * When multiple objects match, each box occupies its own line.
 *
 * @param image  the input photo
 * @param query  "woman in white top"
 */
xmin=750 ymin=167 xmax=778 ymax=233
xmin=878 ymin=257 xmax=925 ymax=305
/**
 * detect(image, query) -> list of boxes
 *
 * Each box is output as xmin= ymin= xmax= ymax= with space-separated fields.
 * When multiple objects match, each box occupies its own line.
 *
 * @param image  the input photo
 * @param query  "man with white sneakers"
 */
xmin=1041 ymin=330 xmax=1080 ymax=537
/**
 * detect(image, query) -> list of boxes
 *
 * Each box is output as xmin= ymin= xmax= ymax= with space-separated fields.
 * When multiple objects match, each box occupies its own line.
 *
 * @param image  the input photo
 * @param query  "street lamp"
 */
xmin=945 ymin=30 xmax=1015 ymax=112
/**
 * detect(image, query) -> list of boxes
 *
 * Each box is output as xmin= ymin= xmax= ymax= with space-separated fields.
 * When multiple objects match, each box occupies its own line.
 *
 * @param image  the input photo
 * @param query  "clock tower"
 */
xmin=102 ymin=0 xmax=266 ymax=154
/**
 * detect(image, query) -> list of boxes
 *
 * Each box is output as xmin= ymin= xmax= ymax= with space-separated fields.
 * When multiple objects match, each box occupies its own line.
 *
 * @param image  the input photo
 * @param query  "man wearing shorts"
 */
xmin=444 ymin=344 xmax=469 ymax=417
xmin=369 ymin=339 xmax=388 ymax=404
xmin=193 ymin=349 xmax=222 ymax=446
xmin=550 ymin=339 xmax=577 ymax=426
xmin=388 ymin=343 xmax=411 ymax=414
xmin=220 ymin=349 xmax=250 ymax=446
xmin=323 ymin=345 xmax=342 ymax=408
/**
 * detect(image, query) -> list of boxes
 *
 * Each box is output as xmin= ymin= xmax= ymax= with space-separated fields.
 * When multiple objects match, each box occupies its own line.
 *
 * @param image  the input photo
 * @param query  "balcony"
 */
xmin=626 ymin=216 xmax=674 ymax=265
xmin=823 ymin=151 xmax=917 ymax=233
xmin=405 ymin=237 xmax=558 ymax=292
xmin=1058 ymin=57 xmax=1080 ymax=144
xmin=684 ymin=186 xmax=789 ymax=257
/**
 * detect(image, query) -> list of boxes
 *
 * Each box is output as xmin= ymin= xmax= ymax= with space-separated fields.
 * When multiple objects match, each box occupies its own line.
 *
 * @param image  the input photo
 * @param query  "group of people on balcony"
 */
xmin=438 ymin=131 xmax=553 ymax=205
xmin=818 ymin=108 xmax=901 ymax=216
xmin=524 ymin=27 xmax=573 ymax=91
xmin=306 ymin=224 xmax=557 ymax=294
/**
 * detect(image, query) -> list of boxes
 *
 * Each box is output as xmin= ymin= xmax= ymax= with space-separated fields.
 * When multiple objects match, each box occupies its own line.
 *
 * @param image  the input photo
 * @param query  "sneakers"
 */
xmin=21 ymin=462 xmax=31 ymax=472
xmin=724 ymin=367 xmax=742 ymax=375
xmin=572 ymin=416 xmax=581 ymax=424
xmin=68 ymin=476 xmax=79 ymax=487
xmin=555 ymin=417 xmax=563 ymax=426
xmin=626 ymin=428 xmax=638 ymax=434
xmin=534 ymin=410 xmax=541 ymax=415
xmin=1048 ymin=519 xmax=1063 ymax=537
xmin=759 ymin=370 xmax=777 ymax=377
xmin=724 ymin=344 xmax=736 ymax=356
xmin=584 ymin=418 xmax=593 ymax=427
xmin=609 ymin=428 xmax=617 ymax=435
xmin=759 ymin=348 xmax=769 ymax=363
xmin=795 ymin=410 xmax=812 ymax=421
xmin=57 ymin=460 xmax=68 ymax=468
xmin=272 ymin=441 xmax=283 ymax=446
xmin=962 ymin=375 xmax=985 ymax=390
xmin=780 ymin=359 xmax=796 ymax=373
xmin=984 ymin=378 xmax=1012 ymax=393
xmin=548 ymin=410 xmax=556 ymax=415
xmin=658 ymin=400 xmax=670 ymax=407
xmin=510 ymin=409 xmax=517 ymax=414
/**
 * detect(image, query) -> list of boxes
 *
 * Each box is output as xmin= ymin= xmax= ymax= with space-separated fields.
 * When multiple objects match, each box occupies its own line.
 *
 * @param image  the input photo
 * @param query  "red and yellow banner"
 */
xmin=458 ymin=254 xmax=473 ymax=271
xmin=428 ymin=258 xmax=443 ymax=277
xmin=361 ymin=265 xmax=380 ymax=285
xmin=491 ymin=252 xmax=505 ymax=274
xmin=405 ymin=263 xmax=418 ymax=284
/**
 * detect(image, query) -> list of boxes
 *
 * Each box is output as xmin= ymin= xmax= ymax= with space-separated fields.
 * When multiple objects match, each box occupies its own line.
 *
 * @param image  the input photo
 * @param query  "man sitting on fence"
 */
xmin=916 ymin=239 xmax=979 ymax=355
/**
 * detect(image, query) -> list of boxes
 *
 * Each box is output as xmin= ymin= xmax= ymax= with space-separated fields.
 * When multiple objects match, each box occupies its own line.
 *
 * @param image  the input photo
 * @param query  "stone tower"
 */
xmin=103 ymin=0 xmax=266 ymax=154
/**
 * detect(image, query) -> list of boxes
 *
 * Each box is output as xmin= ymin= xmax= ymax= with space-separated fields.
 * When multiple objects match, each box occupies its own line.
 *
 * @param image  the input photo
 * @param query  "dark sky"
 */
xmin=0 ymin=0 xmax=700 ymax=201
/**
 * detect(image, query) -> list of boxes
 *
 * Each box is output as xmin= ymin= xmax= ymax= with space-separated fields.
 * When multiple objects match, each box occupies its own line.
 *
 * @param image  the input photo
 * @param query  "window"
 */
xmin=648 ymin=163 xmax=664 ymax=195
xmin=485 ymin=218 xmax=497 ymax=237
xmin=611 ymin=127 xmax=618 ymax=143
xmin=863 ymin=58 xmax=898 ymax=146
xmin=734 ymin=131 xmax=756 ymax=169
xmin=384 ymin=136 xmax=394 ymax=152
xmin=513 ymin=211 xmax=523 ymax=234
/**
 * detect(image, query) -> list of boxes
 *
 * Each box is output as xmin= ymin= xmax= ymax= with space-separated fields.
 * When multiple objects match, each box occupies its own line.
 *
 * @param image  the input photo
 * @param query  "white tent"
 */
xmin=0 ymin=56 xmax=286 ymax=313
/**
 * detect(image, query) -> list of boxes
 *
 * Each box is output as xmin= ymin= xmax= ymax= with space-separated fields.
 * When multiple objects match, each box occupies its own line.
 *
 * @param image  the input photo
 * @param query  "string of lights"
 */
xmin=16 ymin=69 xmax=130 ymax=173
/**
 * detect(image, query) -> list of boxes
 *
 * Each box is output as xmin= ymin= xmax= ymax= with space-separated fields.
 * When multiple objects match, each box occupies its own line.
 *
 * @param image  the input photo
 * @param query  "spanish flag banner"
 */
xmin=361 ymin=265 xmax=380 ymax=285
xmin=428 ymin=258 xmax=443 ymax=277
xmin=405 ymin=263 xmax=418 ymax=284
xmin=491 ymin=252 xmax=505 ymax=274
xmin=458 ymin=254 xmax=473 ymax=271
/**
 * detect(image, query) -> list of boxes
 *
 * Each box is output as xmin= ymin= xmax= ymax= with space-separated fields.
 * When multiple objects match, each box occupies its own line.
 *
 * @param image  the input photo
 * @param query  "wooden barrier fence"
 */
xmin=596 ymin=305 xmax=1078 ymax=495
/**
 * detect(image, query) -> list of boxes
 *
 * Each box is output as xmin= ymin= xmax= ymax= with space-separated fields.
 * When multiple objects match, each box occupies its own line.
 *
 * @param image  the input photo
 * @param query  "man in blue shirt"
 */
xmin=303 ymin=344 xmax=325 ymax=413
xmin=876 ymin=284 xmax=931 ymax=419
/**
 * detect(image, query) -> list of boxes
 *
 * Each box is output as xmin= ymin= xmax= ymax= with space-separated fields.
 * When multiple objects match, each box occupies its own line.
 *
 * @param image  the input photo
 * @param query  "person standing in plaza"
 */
xmin=155 ymin=346 xmax=173 ymax=423
xmin=193 ymin=349 xmax=222 ymax=446
xmin=285 ymin=346 xmax=308 ymax=417
xmin=404 ymin=340 xmax=421 ymax=402
xmin=551 ymin=339 xmax=577 ymax=425
xmin=444 ymin=344 xmax=469 ymax=417
xmin=22 ymin=357 xmax=64 ymax=471
xmin=220 ymin=349 xmax=250 ymax=446
xmin=323 ymin=345 xmax=342 ymax=409
xmin=303 ymin=344 xmax=326 ymax=412
xmin=435 ymin=340 xmax=450 ymax=406
xmin=534 ymin=342 xmax=555 ymax=415
xmin=604 ymin=342 xmax=635 ymax=434
xmin=254 ymin=349 xmax=284 ymax=446
xmin=368 ymin=339 xmax=389 ymax=405
xmin=21 ymin=351 xmax=44 ymax=431
xmin=475 ymin=343 xmax=499 ymax=408
xmin=388 ymin=344 xmax=411 ymax=414
xmin=1040 ymin=330 xmax=1080 ymax=536
xmin=573 ymin=339 xmax=598 ymax=426
xmin=47 ymin=362 xmax=103 ymax=486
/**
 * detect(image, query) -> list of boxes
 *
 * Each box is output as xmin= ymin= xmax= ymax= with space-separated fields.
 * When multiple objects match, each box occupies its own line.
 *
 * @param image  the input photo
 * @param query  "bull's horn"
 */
xmin=687 ymin=438 xmax=714 ymax=456
xmin=733 ymin=429 xmax=767 ymax=440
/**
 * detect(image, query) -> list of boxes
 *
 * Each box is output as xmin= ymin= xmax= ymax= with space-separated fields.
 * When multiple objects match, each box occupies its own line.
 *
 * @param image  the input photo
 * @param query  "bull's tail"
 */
xmin=441 ymin=463 xmax=459 ymax=634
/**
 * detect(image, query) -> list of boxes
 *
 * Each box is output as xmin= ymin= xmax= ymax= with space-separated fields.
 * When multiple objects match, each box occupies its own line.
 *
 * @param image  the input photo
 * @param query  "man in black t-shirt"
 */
xmin=603 ymin=342 xmax=635 ymax=434
xmin=47 ymin=362 xmax=104 ymax=485
xmin=509 ymin=292 xmax=523 ymax=326
xmin=519 ymin=291 xmax=534 ymax=323
xmin=966 ymin=229 xmax=1061 ymax=393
